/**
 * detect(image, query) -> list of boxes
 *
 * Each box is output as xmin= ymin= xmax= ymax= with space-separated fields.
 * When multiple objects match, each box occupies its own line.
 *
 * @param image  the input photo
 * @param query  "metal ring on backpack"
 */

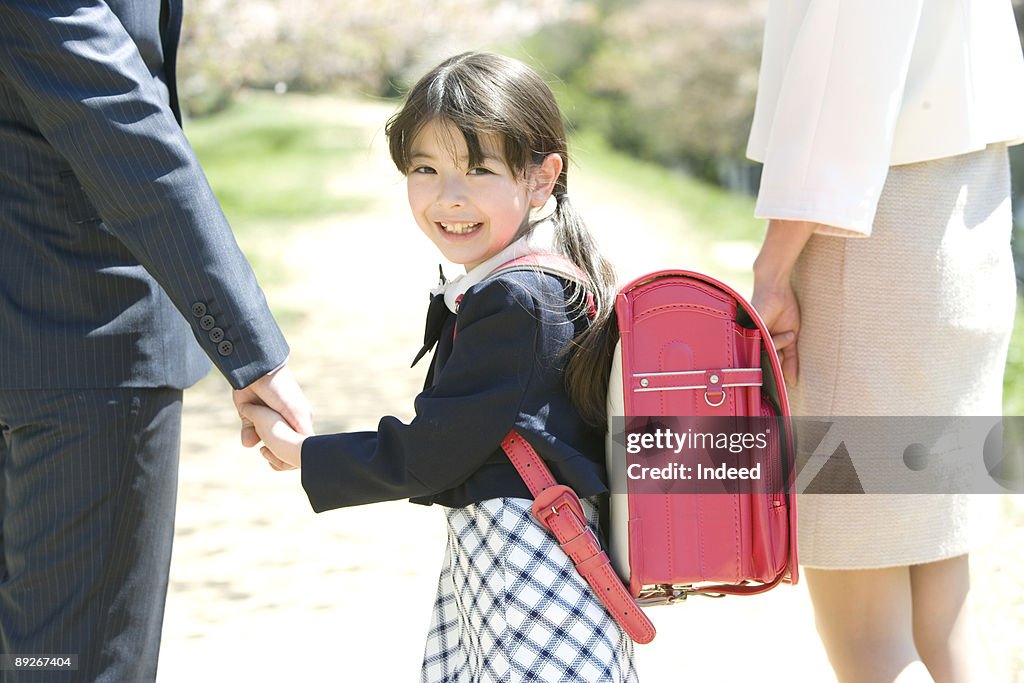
xmin=704 ymin=390 xmax=727 ymax=407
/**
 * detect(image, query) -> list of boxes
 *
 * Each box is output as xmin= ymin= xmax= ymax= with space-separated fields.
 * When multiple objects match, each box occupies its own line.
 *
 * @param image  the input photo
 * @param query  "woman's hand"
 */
xmin=237 ymin=402 xmax=312 ymax=470
xmin=751 ymin=277 xmax=801 ymax=385
xmin=752 ymin=219 xmax=818 ymax=385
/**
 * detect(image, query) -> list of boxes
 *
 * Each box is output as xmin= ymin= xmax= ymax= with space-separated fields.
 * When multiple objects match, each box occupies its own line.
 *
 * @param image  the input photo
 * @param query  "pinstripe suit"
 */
xmin=0 ymin=1 xmax=289 ymax=680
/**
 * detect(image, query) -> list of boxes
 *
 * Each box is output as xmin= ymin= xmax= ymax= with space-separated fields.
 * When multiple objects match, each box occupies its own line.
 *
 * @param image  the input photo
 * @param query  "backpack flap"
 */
xmin=607 ymin=270 xmax=798 ymax=602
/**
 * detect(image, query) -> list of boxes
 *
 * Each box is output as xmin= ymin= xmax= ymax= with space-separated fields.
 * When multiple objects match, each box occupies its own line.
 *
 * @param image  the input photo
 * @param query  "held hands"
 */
xmin=233 ymin=363 xmax=314 ymax=470
xmin=236 ymin=402 xmax=308 ymax=470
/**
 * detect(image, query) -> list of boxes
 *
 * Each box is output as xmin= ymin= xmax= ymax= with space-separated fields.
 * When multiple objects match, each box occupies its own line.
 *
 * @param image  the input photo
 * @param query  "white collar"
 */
xmin=433 ymin=220 xmax=557 ymax=313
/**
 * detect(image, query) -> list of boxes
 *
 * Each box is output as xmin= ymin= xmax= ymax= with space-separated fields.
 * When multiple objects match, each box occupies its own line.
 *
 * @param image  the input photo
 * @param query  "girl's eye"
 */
xmin=411 ymin=166 xmax=436 ymax=175
xmin=468 ymin=167 xmax=494 ymax=176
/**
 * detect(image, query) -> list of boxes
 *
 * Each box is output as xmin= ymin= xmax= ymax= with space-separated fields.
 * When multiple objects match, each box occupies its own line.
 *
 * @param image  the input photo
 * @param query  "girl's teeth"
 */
xmin=441 ymin=222 xmax=479 ymax=234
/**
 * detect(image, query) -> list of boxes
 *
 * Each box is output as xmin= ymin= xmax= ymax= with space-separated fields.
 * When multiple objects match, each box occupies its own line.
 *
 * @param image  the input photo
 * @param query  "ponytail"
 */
xmin=551 ymin=192 xmax=619 ymax=429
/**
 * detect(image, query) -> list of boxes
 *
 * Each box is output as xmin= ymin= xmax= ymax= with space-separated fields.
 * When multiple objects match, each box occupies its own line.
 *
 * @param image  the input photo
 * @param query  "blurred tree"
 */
xmin=514 ymin=0 xmax=766 ymax=187
xmin=586 ymin=1 xmax=763 ymax=177
xmin=177 ymin=0 xmax=574 ymax=115
xmin=176 ymin=0 xmax=1021 ymax=222
xmin=1009 ymin=1 xmax=1023 ymax=280
xmin=177 ymin=0 xmax=766 ymax=189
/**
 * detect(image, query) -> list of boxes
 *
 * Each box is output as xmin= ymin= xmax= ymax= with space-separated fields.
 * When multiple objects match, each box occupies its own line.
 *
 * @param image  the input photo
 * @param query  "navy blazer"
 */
xmin=0 ymin=0 xmax=287 ymax=390
xmin=301 ymin=270 xmax=608 ymax=511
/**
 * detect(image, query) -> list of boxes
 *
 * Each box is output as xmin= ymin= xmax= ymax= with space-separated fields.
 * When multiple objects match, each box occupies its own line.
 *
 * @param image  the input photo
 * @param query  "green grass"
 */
xmin=1005 ymin=295 xmax=1024 ymax=416
xmin=570 ymin=127 xmax=762 ymax=242
xmin=181 ymin=92 xmax=381 ymax=316
xmin=184 ymin=94 xmax=373 ymax=225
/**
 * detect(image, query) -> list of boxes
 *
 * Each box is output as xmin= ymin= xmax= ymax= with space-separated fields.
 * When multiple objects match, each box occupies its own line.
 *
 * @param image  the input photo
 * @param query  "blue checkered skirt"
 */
xmin=421 ymin=497 xmax=638 ymax=682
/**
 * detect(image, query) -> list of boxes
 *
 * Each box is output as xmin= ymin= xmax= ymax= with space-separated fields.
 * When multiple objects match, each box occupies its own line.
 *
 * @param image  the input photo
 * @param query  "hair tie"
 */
xmin=555 ymin=192 xmax=569 ymax=202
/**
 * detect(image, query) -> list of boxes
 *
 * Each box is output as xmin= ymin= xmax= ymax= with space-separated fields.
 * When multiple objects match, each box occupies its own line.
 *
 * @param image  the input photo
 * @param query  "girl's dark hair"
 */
xmin=384 ymin=51 xmax=617 ymax=428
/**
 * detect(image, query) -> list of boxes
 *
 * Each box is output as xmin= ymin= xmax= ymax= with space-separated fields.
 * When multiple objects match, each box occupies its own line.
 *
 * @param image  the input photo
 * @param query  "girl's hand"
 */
xmin=232 ymin=363 xmax=313 ymax=448
xmin=237 ymin=403 xmax=311 ymax=470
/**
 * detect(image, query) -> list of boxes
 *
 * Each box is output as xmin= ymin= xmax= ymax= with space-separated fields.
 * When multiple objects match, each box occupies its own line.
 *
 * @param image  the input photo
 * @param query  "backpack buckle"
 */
xmin=531 ymin=485 xmax=586 ymax=531
xmin=704 ymin=369 xmax=727 ymax=406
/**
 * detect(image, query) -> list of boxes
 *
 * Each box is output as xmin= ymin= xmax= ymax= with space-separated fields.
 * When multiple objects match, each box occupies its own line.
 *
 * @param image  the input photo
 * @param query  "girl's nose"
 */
xmin=436 ymin=175 xmax=467 ymax=207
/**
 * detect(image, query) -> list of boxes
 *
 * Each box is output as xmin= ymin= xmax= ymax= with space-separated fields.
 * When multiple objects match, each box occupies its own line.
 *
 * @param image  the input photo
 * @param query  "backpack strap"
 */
xmin=486 ymin=253 xmax=597 ymax=320
xmin=460 ymin=255 xmax=652 ymax=638
xmin=488 ymin=253 xmax=587 ymax=283
xmin=500 ymin=431 xmax=657 ymax=644
xmin=453 ymin=253 xmax=597 ymax=343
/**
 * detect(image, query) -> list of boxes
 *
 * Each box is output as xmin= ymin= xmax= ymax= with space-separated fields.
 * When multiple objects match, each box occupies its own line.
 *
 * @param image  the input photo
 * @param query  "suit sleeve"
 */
xmin=300 ymin=280 xmax=539 ymax=512
xmin=0 ymin=1 xmax=287 ymax=388
xmin=748 ymin=0 xmax=925 ymax=236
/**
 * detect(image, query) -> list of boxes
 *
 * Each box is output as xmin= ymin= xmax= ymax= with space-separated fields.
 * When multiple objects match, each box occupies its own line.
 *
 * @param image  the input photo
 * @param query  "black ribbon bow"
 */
xmin=411 ymin=292 xmax=451 ymax=368
xmin=411 ymin=266 xmax=453 ymax=368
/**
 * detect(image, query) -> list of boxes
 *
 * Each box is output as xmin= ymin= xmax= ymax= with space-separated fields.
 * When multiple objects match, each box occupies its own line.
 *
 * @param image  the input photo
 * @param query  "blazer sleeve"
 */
xmin=747 ymin=0 xmax=925 ymax=236
xmin=0 ymin=1 xmax=287 ymax=388
xmin=300 ymin=279 xmax=540 ymax=512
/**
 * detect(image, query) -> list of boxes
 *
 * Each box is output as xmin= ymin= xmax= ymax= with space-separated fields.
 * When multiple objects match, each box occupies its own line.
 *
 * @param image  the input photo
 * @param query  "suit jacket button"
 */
xmin=191 ymin=302 xmax=207 ymax=318
xmin=199 ymin=314 xmax=216 ymax=331
xmin=217 ymin=340 xmax=234 ymax=357
xmin=209 ymin=327 xmax=225 ymax=343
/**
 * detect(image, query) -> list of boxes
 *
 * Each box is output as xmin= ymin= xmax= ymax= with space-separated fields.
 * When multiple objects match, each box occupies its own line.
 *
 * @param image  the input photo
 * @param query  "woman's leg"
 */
xmin=909 ymin=554 xmax=974 ymax=683
xmin=805 ymin=566 xmax=933 ymax=683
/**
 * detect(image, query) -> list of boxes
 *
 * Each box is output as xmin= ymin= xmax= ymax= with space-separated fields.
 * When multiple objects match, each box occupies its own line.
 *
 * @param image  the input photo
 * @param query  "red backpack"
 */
xmin=495 ymin=258 xmax=798 ymax=644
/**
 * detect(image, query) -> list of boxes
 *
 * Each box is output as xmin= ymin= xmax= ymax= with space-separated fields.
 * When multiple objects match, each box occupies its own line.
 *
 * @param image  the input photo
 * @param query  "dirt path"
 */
xmin=156 ymin=96 xmax=1022 ymax=682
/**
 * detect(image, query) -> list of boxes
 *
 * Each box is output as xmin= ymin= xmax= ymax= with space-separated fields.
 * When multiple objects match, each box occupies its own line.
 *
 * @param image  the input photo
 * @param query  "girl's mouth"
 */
xmin=439 ymin=221 xmax=482 ymax=235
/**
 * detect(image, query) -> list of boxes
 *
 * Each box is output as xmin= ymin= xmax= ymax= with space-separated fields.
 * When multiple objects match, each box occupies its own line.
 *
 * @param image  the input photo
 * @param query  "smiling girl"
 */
xmin=239 ymin=52 xmax=637 ymax=681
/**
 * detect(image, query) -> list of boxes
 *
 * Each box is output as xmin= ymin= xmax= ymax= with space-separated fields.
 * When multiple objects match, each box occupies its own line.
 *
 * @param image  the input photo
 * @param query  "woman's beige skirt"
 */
xmin=791 ymin=143 xmax=1016 ymax=569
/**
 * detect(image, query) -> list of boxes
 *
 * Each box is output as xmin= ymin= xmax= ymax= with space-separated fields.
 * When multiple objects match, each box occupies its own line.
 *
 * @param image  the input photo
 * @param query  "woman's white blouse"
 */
xmin=746 ymin=0 xmax=1024 ymax=236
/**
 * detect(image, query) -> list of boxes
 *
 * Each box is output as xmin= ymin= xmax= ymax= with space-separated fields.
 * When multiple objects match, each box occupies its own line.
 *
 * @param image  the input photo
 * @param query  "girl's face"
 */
xmin=406 ymin=119 xmax=559 ymax=272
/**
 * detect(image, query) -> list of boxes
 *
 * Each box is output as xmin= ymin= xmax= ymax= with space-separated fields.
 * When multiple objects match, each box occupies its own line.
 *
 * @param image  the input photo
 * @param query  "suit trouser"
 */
xmin=0 ymin=388 xmax=182 ymax=683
